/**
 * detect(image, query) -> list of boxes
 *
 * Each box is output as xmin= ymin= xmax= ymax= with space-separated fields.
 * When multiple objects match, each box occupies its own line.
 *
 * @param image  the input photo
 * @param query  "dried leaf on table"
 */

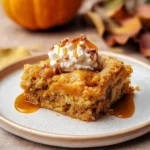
xmin=139 ymin=32 xmax=150 ymax=57
xmin=0 ymin=47 xmax=30 ymax=69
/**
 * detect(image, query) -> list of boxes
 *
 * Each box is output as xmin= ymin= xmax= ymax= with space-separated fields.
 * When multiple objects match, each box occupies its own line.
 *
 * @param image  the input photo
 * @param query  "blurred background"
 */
xmin=0 ymin=0 xmax=150 ymax=69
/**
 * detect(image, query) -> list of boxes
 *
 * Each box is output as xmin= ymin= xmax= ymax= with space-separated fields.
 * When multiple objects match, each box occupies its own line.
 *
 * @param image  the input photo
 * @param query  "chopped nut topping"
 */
xmin=50 ymin=46 xmax=54 ymax=50
xmin=56 ymin=59 xmax=59 ymax=62
xmin=71 ymin=38 xmax=78 ymax=43
xmin=87 ymin=48 xmax=97 ymax=53
xmin=60 ymin=38 xmax=70 ymax=47
xmin=71 ymin=34 xmax=87 ymax=43
xmin=79 ymin=41 xmax=86 ymax=50
xmin=53 ymin=64 xmax=62 ymax=75
xmin=80 ymin=34 xmax=87 ymax=41
xmin=87 ymin=48 xmax=97 ymax=60
xmin=64 ymin=55 xmax=69 ymax=60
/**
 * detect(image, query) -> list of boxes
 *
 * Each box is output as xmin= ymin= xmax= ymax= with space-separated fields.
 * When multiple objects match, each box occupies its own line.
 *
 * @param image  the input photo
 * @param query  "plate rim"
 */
xmin=0 ymin=51 xmax=150 ymax=147
xmin=0 ymin=115 xmax=150 ymax=139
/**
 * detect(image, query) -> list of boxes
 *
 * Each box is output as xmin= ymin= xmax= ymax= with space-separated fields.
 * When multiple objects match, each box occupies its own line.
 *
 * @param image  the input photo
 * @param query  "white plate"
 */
xmin=0 ymin=52 xmax=150 ymax=148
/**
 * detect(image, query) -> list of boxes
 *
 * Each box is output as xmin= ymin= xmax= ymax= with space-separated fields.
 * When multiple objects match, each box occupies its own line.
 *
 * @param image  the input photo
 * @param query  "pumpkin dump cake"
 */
xmin=21 ymin=35 xmax=133 ymax=121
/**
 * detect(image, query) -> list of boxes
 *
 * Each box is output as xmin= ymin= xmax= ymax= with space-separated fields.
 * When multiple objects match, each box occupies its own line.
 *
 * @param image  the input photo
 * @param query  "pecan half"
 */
xmin=80 ymin=34 xmax=87 ymax=41
xmin=50 ymin=46 xmax=54 ymax=50
xmin=60 ymin=38 xmax=70 ymax=47
xmin=53 ymin=64 xmax=62 ymax=75
xmin=79 ymin=41 xmax=86 ymax=50
xmin=87 ymin=48 xmax=97 ymax=60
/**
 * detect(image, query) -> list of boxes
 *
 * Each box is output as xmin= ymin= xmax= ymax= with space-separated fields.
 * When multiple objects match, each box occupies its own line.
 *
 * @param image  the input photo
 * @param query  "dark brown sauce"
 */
xmin=15 ymin=93 xmax=40 ymax=114
xmin=111 ymin=93 xmax=135 ymax=118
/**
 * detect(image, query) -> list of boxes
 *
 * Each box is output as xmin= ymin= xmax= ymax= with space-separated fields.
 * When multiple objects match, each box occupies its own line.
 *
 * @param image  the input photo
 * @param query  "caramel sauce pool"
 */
xmin=15 ymin=93 xmax=135 ymax=118
xmin=111 ymin=93 xmax=135 ymax=118
xmin=15 ymin=93 xmax=40 ymax=113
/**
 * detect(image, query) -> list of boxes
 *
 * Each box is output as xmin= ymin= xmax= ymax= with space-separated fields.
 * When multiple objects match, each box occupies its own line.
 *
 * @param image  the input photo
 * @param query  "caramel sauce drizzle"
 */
xmin=57 ymin=46 xmax=60 ymax=60
xmin=64 ymin=47 xmax=68 ymax=57
xmin=58 ymin=46 xmax=60 ymax=54
xmin=71 ymin=39 xmax=79 ymax=58
xmin=15 ymin=93 xmax=40 ymax=114
xmin=111 ymin=93 xmax=135 ymax=118
xmin=86 ymin=40 xmax=98 ymax=51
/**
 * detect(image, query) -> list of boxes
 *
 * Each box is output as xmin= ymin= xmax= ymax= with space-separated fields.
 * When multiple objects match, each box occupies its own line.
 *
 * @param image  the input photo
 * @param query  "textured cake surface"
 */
xmin=21 ymin=56 xmax=133 ymax=121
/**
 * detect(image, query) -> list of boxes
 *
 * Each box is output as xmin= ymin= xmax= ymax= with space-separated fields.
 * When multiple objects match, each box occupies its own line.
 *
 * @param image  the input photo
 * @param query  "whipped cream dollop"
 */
xmin=48 ymin=35 xmax=102 ymax=72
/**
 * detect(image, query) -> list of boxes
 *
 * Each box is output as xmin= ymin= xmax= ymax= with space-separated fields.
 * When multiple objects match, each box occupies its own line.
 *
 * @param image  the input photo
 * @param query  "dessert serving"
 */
xmin=20 ymin=35 xmax=134 ymax=121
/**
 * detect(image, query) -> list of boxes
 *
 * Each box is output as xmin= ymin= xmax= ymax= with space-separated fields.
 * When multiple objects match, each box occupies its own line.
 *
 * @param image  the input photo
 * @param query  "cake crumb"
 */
xmin=56 ymin=114 xmax=59 ymax=116
xmin=135 ymin=86 xmax=140 ymax=91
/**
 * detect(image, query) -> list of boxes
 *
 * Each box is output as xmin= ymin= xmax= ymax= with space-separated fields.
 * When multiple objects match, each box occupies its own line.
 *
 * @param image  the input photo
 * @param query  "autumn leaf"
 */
xmin=107 ymin=16 xmax=142 ymax=35
xmin=136 ymin=4 xmax=150 ymax=29
xmin=85 ymin=11 xmax=105 ymax=36
xmin=139 ymin=32 xmax=150 ymax=57
xmin=92 ymin=0 xmax=125 ymax=18
xmin=84 ymin=0 xmax=150 ymax=58
xmin=105 ymin=0 xmax=125 ymax=17
xmin=104 ymin=16 xmax=141 ymax=46
xmin=104 ymin=33 xmax=130 ymax=46
xmin=0 ymin=47 xmax=30 ymax=69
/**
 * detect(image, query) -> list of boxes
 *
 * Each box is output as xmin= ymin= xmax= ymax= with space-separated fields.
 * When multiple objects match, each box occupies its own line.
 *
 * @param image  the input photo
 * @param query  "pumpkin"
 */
xmin=2 ymin=0 xmax=83 ymax=30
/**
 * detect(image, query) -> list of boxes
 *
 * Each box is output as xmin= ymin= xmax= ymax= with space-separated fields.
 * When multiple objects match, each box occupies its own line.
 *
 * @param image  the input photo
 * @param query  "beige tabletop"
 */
xmin=0 ymin=1 xmax=150 ymax=150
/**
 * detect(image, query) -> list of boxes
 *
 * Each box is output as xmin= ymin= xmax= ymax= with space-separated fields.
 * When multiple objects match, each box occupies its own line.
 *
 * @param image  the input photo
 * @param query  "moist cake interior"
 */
xmin=21 ymin=56 xmax=133 ymax=121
